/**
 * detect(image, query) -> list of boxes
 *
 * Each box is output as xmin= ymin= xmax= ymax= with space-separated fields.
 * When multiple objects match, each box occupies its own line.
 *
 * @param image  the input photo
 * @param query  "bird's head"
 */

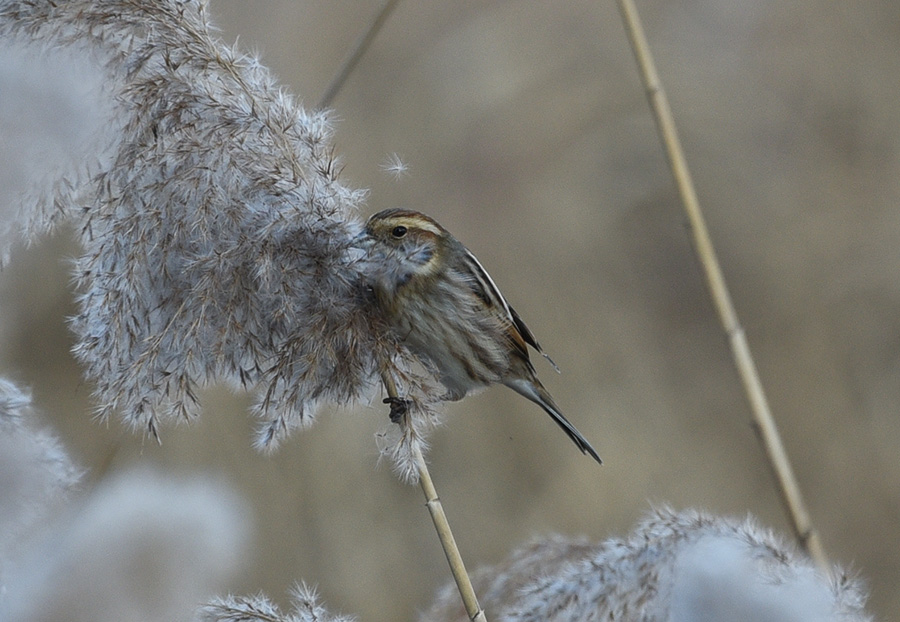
xmin=359 ymin=209 xmax=450 ymax=291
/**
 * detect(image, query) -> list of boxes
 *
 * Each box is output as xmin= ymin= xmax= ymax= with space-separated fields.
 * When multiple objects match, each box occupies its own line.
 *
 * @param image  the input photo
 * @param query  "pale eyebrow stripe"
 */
xmin=394 ymin=216 xmax=442 ymax=236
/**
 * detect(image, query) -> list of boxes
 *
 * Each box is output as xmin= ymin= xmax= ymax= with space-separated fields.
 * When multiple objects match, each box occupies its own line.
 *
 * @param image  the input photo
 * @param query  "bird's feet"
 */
xmin=383 ymin=397 xmax=410 ymax=424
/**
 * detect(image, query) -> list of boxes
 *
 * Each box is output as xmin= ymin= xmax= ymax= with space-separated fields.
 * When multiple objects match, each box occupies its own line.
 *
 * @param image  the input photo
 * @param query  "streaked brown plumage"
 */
xmin=361 ymin=208 xmax=601 ymax=463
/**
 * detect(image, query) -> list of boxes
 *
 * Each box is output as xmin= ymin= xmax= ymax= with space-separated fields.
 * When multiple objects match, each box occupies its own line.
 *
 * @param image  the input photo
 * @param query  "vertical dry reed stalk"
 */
xmin=613 ymin=0 xmax=827 ymax=567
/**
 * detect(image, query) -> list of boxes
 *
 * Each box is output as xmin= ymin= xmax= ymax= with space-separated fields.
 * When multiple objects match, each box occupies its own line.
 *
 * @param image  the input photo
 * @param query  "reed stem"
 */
xmin=614 ymin=0 xmax=828 ymax=568
xmin=317 ymin=0 xmax=403 ymax=110
xmin=380 ymin=371 xmax=487 ymax=622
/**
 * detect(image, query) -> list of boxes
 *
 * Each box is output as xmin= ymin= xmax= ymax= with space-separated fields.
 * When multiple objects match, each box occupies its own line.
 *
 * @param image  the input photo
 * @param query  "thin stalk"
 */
xmin=380 ymin=371 xmax=487 ymax=622
xmin=614 ymin=0 xmax=828 ymax=568
xmin=316 ymin=0 xmax=403 ymax=110
xmin=322 ymin=4 xmax=483 ymax=612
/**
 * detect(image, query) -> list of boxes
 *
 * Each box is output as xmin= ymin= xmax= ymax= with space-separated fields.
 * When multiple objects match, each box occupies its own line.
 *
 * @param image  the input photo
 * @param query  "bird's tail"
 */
xmin=505 ymin=378 xmax=602 ymax=464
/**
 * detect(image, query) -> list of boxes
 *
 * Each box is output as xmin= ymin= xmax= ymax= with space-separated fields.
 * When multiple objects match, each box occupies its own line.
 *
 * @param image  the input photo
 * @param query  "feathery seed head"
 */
xmin=0 ymin=0 xmax=443 ymax=466
xmin=423 ymin=508 xmax=871 ymax=622
xmin=380 ymin=152 xmax=409 ymax=180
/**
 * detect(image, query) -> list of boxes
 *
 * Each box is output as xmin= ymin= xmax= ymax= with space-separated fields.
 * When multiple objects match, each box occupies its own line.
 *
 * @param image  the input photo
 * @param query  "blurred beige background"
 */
xmin=1 ymin=1 xmax=898 ymax=619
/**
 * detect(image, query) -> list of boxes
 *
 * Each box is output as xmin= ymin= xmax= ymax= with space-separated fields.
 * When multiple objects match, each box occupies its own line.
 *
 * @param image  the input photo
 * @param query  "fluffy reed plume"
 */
xmin=422 ymin=508 xmax=870 ymax=622
xmin=0 ymin=0 xmax=436 ymax=462
xmin=0 ymin=378 xmax=82 ymax=570
xmin=0 ymin=38 xmax=116 ymax=266
xmin=199 ymin=583 xmax=354 ymax=622
xmin=0 ymin=378 xmax=248 ymax=622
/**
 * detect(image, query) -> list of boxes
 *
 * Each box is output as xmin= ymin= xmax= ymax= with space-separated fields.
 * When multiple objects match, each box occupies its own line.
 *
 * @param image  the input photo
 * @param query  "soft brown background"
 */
xmin=1 ymin=1 xmax=898 ymax=619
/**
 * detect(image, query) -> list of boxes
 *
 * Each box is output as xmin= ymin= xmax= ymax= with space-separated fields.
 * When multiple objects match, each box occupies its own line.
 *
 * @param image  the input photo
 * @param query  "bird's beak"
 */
xmin=350 ymin=227 xmax=370 ymax=247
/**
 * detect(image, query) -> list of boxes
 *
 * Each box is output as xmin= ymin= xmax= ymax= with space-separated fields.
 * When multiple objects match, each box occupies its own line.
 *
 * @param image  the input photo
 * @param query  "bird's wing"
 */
xmin=461 ymin=247 xmax=559 ymax=371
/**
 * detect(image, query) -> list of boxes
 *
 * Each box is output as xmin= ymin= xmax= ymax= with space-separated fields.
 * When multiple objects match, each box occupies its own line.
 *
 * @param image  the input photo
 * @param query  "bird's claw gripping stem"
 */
xmin=383 ymin=396 xmax=410 ymax=424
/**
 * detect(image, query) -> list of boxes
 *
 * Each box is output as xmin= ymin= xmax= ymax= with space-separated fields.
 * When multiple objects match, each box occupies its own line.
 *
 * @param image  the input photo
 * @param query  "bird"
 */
xmin=360 ymin=208 xmax=601 ymax=464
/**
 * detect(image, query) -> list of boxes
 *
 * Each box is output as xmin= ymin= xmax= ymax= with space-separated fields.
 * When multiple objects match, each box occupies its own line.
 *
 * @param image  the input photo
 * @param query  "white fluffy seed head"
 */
xmin=422 ymin=508 xmax=872 ymax=622
xmin=0 ymin=1 xmax=440 ymax=470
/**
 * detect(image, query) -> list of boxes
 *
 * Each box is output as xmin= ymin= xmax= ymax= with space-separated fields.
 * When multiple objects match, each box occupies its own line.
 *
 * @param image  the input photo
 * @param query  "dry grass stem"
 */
xmin=381 ymin=371 xmax=487 ymax=622
xmin=316 ymin=0 xmax=404 ymax=110
xmin=614 ymin=0 xmax=827 ymax=567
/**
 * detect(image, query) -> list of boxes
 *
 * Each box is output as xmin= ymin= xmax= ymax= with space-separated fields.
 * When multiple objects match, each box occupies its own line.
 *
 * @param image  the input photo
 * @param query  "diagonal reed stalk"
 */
xmin=614 ymin=0 xmax=828 ymax=568
xmin=317 ymin=0 xmax=403 ymax=110
xmin=380 ymin=372 xmax=487 ymax=622
xmin=317 ymin=4 xmax=486 ymax=617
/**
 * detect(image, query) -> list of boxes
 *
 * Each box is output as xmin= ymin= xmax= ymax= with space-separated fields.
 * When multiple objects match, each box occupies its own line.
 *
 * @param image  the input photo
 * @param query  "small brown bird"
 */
xmin=361 ymin=208 xmax=600 ymax=463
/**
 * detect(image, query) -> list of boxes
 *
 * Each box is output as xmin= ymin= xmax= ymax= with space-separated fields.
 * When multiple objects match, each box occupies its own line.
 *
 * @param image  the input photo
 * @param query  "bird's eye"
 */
xmin=391 ymin=225 xmax=408 ymax=238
